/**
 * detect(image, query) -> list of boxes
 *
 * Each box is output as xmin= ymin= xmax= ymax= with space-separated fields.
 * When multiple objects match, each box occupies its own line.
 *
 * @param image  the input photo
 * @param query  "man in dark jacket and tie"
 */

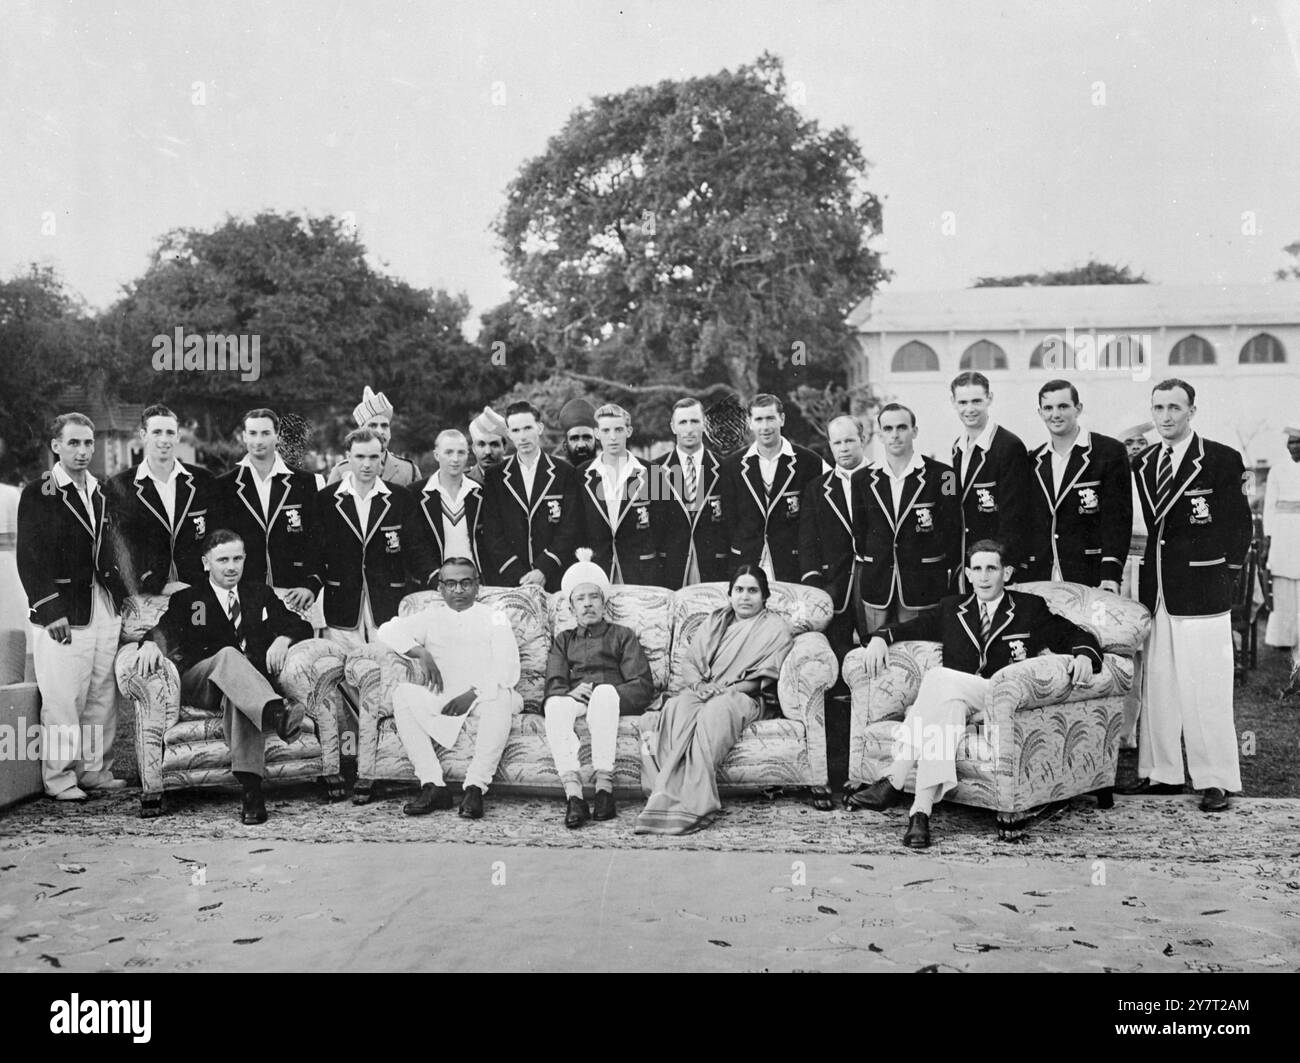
xmin=133 ymin=529 xmax=312 ymax=824
xmin=649 ymin=398 xmax=728 ymax=588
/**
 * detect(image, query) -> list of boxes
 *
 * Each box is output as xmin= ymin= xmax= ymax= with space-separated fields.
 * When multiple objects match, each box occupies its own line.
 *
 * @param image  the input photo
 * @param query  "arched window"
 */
xmin=891 ymin=340 xmax=939 ymax=372
xmin=1029 ymin=335 xmax=1074 ymax=370
xmin=1169 ymin=334 xmax=1216 ymax=366
xmin=1239 ymin=333 xmax=1286 ymax=364
xmin=959 ymin=339 xmax=1007 ymax=370
xmin=1100 ymin=335 xmax=1146 ymax=371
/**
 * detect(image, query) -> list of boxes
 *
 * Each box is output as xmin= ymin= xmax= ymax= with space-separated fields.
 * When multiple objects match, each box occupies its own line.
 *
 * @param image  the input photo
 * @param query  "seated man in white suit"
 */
xmin=374 ymin=557 xmax=521 ymax=819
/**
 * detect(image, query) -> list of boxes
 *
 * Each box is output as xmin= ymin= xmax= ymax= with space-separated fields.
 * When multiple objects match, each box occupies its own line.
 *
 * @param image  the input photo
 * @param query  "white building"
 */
xmin=846 ymin=282 xmax=1300 ymax=469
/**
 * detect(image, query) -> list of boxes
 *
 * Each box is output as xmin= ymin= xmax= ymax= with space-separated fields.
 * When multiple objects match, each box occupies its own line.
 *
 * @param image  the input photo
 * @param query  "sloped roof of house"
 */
xmin=53 ymin=389 xmax=145 ymax=434
xmin=847 ymin=282 xmax=1300 ymax=333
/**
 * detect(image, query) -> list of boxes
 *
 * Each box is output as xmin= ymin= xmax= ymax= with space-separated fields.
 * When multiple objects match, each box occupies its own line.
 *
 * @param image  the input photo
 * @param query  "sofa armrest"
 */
xmin=984 ymin=652 xmax=1133 ymax=721
xmin=844 ymin=640 xmax=941 ymax=724
xmin=345 ymin=643 xmax=427 ymax=724
xmin=115 ymin=643 xmax=180 ymax=796
xmin=276 ymin=638 xmax=346 ymax=775
xmin=776 ymin=630 xmax=835 ymax=787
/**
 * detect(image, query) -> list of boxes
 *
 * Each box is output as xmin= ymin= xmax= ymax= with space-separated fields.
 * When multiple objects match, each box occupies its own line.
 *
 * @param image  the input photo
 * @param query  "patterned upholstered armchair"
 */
xmin=844 ymin=582 xmax=1151 ymax=839
xmin=114 ymin=594 xmax=348 ymax=817
xmin=347 ymin=581 xmax=837 ymax=799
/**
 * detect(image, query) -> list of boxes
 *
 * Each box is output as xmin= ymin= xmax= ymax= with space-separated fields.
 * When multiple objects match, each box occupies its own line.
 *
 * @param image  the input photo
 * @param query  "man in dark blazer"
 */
xmin=105 ymin=404 xmax=219 ymax=595
xmin=317 ymin=428 xmax=418 ymax=649
xmin=406 ymin=429 xmax=486 ymax=587
xmin=216 ymin=408 xmax=321 ymax=613
xmin=853 ymin=403 xmax=962 ymax=634
xmin=133 ymin=529 xmax=312 ymax=824
xmin=1023 ymin=380 xmax=1132 ymax=590
xmin=949 ymin=372 xmax=1032 ymax=587
xmin=1121 ymin=378 xmax=1252 ymax=812
xmin=650 ymin=398 xmax=728 ymax=588
xmin=17 ymin=412 xmax=127 ymax=800
xmin=719 ymin=393 xmax=829 ymax=583
xmin=574 ymin=403 xmax=662 ymax=586
xmin=847 ymin=538 xmax=1101 ymax=847
xmin=481 ymin=401 xmax=582 ymax=593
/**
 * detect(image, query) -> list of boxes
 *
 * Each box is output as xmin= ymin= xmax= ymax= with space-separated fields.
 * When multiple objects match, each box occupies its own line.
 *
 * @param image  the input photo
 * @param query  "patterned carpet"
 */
xmin=4 ymin=783 xmax=1300 ymax=864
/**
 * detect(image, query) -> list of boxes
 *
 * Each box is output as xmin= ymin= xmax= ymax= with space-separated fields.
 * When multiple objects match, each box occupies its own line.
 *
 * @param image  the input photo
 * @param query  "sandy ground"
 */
xmin=2 ymin=833 xmax=1298 ymax=973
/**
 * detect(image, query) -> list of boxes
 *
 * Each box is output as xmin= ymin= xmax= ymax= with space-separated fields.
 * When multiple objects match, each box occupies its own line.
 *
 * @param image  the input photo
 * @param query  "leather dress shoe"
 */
xmin=592 ymin=789 xmax=616 ymax=821
xmin=564 ymin=795 xmax=591 ymax=829
xmin=404 ymin=783 xmax=452 ymax=815
xmin=844 ymin=777 xmax=904 ymax=811
xmin=267 ymin=699 xmax=304 ymax=744
xmin=902 ymin=812 xmax=930 ymax=849
xmin=1199 ymin=787 xmax=1230 ymax=812
xmin=459 ymin=784 xmax=485 ymax=819
xmin=1117 ymin=779 xmax=1184 ymax=796
xmin=241 ymin=791 xmax=268 ymax=825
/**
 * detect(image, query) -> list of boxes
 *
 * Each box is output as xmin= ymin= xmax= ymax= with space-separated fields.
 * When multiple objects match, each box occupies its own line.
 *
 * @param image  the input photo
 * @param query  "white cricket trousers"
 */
xmin=31 ymin=583 xmax=120 ymax=795
xmin=889 ymin=666 xmax=990 ymax=801
xmin=392 ymin=682 xmax=518 ymax=792
xmin=543 ymin=684 xmax=621 ymax=776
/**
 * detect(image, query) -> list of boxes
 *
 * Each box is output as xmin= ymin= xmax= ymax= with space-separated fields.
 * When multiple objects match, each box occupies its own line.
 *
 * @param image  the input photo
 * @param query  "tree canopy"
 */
xmin=972 ymin=259 xmax=1150 ymax=287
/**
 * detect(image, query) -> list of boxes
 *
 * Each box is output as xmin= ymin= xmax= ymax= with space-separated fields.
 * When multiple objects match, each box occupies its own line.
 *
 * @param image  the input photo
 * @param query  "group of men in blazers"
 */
xmin=16 ymin=370 xmax=1252 ymax=835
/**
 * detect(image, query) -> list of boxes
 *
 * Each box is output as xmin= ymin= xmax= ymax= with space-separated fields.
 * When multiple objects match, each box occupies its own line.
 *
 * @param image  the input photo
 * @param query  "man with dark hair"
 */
xmin=1121 ymin=378 xmax=1252 ymax=812
xmin=848 ymin=539 xmax=1101 ymax=847
xmin=650 ymin=397 xmax=728 ymax=588
xmin=105 ymin=404 xmax=219 ymax=594
xmin=17 ymin=412 xmax=126 ymax=800
xmin=719 ymin=393 xmax=829 ymax=582
xmin=854 ymin=402 xmax=961 ymax=632
xmin=556 ymin=398 xmax=600 ymax=467
xmin=132 ymin=529 xmax=313 ymax=824
xmin=216 ymin=408 xmax=322 ymax=615
xmin=328 ymin=386 xmax=422 ymax=487
xmin=317 ymin=428 xmax=418 ymax=649
xmin=1023 ymin=380 xmax=1131 ymax=590
xmin=948 ymin=372 xmax=1032 ymax=589
xmin=480 ymin=400 xmax=581 ymax=592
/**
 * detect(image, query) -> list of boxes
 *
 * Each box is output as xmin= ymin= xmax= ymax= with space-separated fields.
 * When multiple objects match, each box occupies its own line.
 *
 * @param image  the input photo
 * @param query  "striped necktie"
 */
xmin=684 ymin=454 xmax=697 ymax=503
xmin=980 ymin=601 xmax=992 ymax=646
xmin=1155 ymin=445 xmax=1174 ymax=512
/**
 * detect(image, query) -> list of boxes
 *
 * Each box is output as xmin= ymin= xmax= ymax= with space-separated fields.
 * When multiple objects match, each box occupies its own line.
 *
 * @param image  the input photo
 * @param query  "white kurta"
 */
xmin=1264 ymin=458 xmax=1300 ymax=656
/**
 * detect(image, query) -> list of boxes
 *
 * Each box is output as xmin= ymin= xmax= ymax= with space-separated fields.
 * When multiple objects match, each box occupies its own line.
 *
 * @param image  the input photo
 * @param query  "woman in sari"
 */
xmin=635 ymin=565 xmax=794 ymax=835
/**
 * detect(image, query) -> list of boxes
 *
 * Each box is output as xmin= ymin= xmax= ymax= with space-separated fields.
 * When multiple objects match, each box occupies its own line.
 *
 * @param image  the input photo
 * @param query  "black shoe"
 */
xmin=459 ymin=784 xmax=484 ymax=819
xmin=241 ymin=791 xmax=268 ymax=825
xmin=404 ymin=783 xmax=451 ymax=816
xmin=564 ymin=795 xmax=591 ymax=829
xmin=1117 ymin=779 xmax=1184 ymax=796
xmin=844 ymin=777 xmax=903 ymax=811
xmin=275 ymin=700 xmax=304 ymax=744
xmin=902 ymin=812 xmax=930 ymax=848
xmin=592 ymin=789 xmax=616 ymax=821
xmin=1199 ymin=787 xmax=1230 ymax=812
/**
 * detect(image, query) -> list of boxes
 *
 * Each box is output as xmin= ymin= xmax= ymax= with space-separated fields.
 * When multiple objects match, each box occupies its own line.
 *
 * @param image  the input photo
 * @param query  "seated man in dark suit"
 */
xmin=848 ymin=539 xmax=1101 ymax=848
xmin=132 ymin=529 xmax=312 ymax=824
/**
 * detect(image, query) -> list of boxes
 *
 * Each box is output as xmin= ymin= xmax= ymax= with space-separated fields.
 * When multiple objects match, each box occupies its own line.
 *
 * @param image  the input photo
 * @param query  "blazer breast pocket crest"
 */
xmin=1007 ymin=638 xmax=1027 ymax=662
xmin=975 ymin=487 xmax=997 ymax=513
xmin=914 ymin=506 xmax=934 ymax=532
xmin=635 ymin=504 xmax=650 ymax=529
xmin=191 ymin=512 xmax=207 ymax=538
xmin=1188 ymin=496 xmax=1212 ymax=524
xmin=383 ymin=528 xmax=401 ymax=552
xmin=1077 ymin=487 xmax=1099 ymax=514
xmin=785 ymin=494 xmax=800 ymax=517
xmin=546 ymin=498 xmax=562 ymax=523
xmin=285 ymin=507 xmax=303 ymax=532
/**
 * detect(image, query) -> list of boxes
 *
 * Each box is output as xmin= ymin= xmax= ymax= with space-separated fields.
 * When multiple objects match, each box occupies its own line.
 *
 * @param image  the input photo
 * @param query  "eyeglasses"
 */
xmin=440 ymin=579 xmax=479 ymax=592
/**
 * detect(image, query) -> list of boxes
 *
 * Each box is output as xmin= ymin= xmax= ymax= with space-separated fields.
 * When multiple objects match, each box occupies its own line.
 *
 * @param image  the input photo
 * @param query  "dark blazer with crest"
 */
xmin=874 ymin=589 xmax=1102 ymax=680
xmin=851 ymin=456 xmax=962 ymax=612
xmin=215 ymin=462 xmax=322 ymax=593
xmin=649 ymin=448 xmax=729 ymax=588
xmin=798 ymin=466 xmax=863 ymax=613
xmin=105 ymin=461 xmax=219 ymax=594
xmin=719 ymin=441 xmax=827 ymax=583
xmin=316 ymin=479 xmax=417 ymax=629
xmin=951 ymin=424 xmax=1032 ymax=580
xmin=405 ymin=475 xmax=486 ymax=587
xmin=144 ymin=580 xmax=311 ymax=678
xmin=480 ymin=452 xmax=581 ymax=592
xmin=17 ymin=471 xmax=125 ymax=627
xmin=1022 ymin=432 xmax=1132 ymax=586
xmin=1133 ymin=434 xmax=1252 ymax=617
xmin=575 ymin=459 xmax=663 ymax=587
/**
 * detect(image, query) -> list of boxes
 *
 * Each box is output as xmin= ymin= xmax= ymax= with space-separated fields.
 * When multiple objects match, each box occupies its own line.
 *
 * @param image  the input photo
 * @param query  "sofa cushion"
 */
xmin=120 ymin=594 xmax=169 ymax=645
xmin=398 ymin=585 xmax=550 ymax=711
xmin=1015 ymin=581 xmax=1150 ymax=656
xmin=548 ymin=584 xmax=675 ymax=693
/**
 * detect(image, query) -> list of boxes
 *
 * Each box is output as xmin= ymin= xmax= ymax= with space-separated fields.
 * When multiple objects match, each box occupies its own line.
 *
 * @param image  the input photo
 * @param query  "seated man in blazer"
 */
xmin=848 ymin=538 xmax=1101 ymax=848
xmin=133 ymin=529 xmax=312 ymax=824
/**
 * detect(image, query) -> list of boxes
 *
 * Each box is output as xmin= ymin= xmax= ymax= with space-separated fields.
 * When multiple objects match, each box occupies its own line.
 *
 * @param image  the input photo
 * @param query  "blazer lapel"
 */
xmin=988 ymin=595 xmax=1016 ymax=644
xmin=235 ymin=466 xmax=268 ymax=530
xmin=869 ymin=467 xmax=897 ymax=532
xmin=134 ymin=474 xmax=172 ymax=534
xmin=363 ymin=491 xmax=391 ymax=546
xmin=582 ymin=465 xmax=611 ymax=528
xmin=1032 ymin=446 xmax=1056 ymax=511
xmin=528 ymin=456 xmax=557 ymax=521
xmin=957 ymin=443 xmax=987 ymax=501
xmin=333 ymin=490 xmax=365 ymax=544
xmin=172 ymin=466 xmax=197 ymax=536
xmin=1155 ymin=435 xmax=1204 ymax=523
xmin=895 ymin=463 xmax=928 ymax=531
xmin=1137 ymin=445 xmax=1158 ymax=519
xmin=957 ymin=596 xmax=982 ymax=655
xmin=58 ymin=483 xmax=95 ymax=540
xmin=420 ymin=485 xmax=445 ymax=552
xmin=771 ymin=453 xmax=796 ymax=509
xmin=1057 ymin=439 xmax=1093 ymax=502
xmin=741 ymin=453 xmax=767 ymax=517
xmin=821 ymin=473 xmax=853 ymax=538
xmin=266 ymin=471 xmax=293 ymax=531
xmin=614 ymin=465 xmax=646 ymax=530
xmin=502 ymin=457 xmax=530 ymax=515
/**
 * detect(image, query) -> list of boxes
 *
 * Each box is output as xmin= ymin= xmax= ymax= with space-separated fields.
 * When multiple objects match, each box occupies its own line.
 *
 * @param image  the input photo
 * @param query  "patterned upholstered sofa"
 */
xmin=345 ymin=581 xmax=837 ymax=799
xmin=844 ymin=582 xmax=1151 ymax=839
xmin=113 ymin=594 xmax=349 ymax=817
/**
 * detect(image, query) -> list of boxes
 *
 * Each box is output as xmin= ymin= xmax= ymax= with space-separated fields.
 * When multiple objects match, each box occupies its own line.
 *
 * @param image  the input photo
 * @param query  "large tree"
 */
xmin=972 ymin=259 xmax=1150 ymax=287
xmin=101 ymin=212 xmax=520 ymax=454
xmin=493 ymin=53 xmax=887 ymax=424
